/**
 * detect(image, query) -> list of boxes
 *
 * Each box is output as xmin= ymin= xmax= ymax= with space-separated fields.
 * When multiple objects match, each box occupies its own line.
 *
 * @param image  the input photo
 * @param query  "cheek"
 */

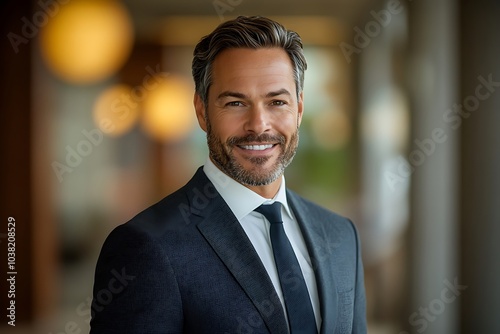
xmin=209 ymin=120 xmax=237 ymax=142
xmin=212 ymin=114 xmax=246 ymax=136
xmin=275 ymin=115 xmax=299 ymax=135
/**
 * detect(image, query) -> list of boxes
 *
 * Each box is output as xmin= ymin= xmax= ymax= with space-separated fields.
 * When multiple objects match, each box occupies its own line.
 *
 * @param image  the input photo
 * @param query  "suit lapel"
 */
xmin=188 ymin=169 xmax=288 ymax=334
xmin=287 ymin=191 xmax=339 ymax=334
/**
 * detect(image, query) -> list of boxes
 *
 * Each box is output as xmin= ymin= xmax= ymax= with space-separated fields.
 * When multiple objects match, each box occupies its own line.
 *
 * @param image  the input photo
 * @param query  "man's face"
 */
xmin=195 ymin=47 xmax=303 ymax=187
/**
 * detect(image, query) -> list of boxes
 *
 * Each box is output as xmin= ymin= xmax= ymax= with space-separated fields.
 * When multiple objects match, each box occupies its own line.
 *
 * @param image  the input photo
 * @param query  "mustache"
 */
xmin=227 ymin=134 xmax=286 ymax=146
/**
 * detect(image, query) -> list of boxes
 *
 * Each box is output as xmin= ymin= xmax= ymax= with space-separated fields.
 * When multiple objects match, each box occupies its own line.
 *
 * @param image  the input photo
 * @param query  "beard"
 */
xmin=206 ymin=118 xmax=299 ymax=187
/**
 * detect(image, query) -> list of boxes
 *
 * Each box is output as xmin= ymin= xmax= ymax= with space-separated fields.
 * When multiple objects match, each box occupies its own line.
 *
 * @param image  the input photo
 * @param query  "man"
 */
xmin=91 ymin=16 xmax=366 ymax=334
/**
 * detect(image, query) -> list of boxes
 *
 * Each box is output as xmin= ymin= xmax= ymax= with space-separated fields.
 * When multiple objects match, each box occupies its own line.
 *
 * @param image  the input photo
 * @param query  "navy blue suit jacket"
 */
xmin=90 ymin=167 xmax=367 ymax=333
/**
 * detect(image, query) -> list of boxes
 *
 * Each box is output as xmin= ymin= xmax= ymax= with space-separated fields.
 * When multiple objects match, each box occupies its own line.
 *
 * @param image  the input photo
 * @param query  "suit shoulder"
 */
xmin=96 ymin=184 xmax=193 ymax=267
xmin=287 ymin=189 xmax=358 ymax=234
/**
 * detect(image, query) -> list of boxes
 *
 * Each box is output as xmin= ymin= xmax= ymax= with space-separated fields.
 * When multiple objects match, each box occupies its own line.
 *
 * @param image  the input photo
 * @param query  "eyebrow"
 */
xmin=216 ymin=91 xmax=247 ymax=100
xmin=265 ymin=88 xmax=292 ymax=98
xmin=216 ymin=88 xmax=292 ymax=101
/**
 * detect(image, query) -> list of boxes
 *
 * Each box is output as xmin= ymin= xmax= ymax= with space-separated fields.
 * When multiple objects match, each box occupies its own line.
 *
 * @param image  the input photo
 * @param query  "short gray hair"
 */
xmin=192 ymin=16 xmax=307 ymax=105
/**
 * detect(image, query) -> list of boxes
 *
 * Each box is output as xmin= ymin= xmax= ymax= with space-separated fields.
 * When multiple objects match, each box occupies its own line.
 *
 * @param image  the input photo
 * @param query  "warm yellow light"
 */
xmin=311 ymin=108 xmax=352 ymax=150
xmin=40 ymin=0 xmax=134 ymax=84
xmin=141 ymin=75 xmax=195 ymax=142
xmin=93 ymin=84 xmax=139 ymax=137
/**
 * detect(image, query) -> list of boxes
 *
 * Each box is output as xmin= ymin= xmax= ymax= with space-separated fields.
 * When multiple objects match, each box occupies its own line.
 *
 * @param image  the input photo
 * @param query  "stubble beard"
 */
xmin=205 ymin=117 xmax=299 ymax=187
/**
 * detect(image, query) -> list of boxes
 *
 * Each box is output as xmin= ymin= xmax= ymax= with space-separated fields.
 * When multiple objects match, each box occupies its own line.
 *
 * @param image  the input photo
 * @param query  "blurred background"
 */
xmin=0 ymin=0 xmax=499 ymax=333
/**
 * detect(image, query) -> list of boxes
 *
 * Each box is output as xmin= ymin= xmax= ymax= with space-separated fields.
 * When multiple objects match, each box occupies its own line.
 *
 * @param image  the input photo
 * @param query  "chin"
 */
xmin=240 ymin=164 xmax=284 ymax=186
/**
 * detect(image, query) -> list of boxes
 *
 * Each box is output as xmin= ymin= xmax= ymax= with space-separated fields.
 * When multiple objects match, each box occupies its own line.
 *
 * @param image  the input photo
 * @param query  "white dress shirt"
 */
xmin=203 ymin=158 xmax=321 ymax=329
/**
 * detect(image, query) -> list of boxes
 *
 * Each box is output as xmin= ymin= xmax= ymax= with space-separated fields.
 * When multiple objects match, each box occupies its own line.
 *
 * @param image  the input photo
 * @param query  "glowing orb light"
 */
xmin=141 ymin=75 xmax=195 ymax=142
xmin=93 ymin=84 xmax=139 ymax=137
xmin=40 ymin=0 xmax=134 ymax=84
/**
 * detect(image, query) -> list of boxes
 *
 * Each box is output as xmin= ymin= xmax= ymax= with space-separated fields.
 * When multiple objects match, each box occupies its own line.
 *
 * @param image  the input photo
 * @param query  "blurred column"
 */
xmin=407 ymin=0 xmax=460 ymax=333
xmin=358 ymin=4 xmax=410 ymax=327
xmin=460 ymin=0 xmax=500 ymax=332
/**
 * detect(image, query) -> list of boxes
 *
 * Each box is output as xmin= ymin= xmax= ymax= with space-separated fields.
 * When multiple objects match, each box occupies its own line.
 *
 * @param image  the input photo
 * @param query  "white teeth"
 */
xmin=240 ymin=144 xmax=274 ymax=151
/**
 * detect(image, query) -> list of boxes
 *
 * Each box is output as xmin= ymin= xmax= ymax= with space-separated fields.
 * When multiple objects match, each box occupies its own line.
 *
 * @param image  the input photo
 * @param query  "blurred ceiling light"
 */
xmin=40 ymin=0 xmax=134 ymax=84
xmin=93 ymin=84 xmax=139 ymax=137
xmin=141 ymin=75 xmax=195 ymax=142
xmin=311 ymin=108 xmax=352 ymax=150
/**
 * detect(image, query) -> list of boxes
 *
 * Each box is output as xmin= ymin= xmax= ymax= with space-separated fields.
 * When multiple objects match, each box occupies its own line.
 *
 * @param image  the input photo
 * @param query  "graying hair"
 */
xmin=192 ymin=16 xmax=307 ymax=106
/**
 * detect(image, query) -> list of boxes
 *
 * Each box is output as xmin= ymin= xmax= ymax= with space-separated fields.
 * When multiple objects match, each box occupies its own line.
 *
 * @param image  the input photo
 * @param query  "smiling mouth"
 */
xmin=237 ymin=144 xmax=276 ymax=151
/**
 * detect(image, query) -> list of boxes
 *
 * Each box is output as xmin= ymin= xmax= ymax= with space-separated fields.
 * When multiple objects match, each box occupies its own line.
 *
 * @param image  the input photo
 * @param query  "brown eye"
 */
xmin=271 ymin=100 xmax=286 ymax=106
xmin=226 ymin=101 xmax=244 ymax=107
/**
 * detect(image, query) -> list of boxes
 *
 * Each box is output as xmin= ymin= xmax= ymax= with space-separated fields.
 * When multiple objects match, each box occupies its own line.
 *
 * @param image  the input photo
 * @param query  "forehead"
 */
xmin=210 ymin=48 xmax=295 ymax=94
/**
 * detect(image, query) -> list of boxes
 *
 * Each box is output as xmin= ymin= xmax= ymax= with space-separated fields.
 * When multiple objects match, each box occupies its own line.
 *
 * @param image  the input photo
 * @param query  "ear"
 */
xmin=194 ymin=93 xmax=207 ymax=132
xmin=297 ymin=91 xmax=304 ymax=127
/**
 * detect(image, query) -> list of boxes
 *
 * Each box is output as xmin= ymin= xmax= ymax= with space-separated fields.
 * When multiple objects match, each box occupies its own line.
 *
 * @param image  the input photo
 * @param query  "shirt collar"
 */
xmin=203 ymin=157 xmax=293 ymax=221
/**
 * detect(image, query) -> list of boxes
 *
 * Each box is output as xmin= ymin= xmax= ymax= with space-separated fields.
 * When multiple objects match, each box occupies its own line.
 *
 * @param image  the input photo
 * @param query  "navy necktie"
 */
xmin=255 ymin=203 xmax=317 ymax=334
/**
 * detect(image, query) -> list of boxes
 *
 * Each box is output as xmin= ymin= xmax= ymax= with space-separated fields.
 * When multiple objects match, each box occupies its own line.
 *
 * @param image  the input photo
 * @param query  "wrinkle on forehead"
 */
xmin=209 ymin=48 xmax=296 ymax=101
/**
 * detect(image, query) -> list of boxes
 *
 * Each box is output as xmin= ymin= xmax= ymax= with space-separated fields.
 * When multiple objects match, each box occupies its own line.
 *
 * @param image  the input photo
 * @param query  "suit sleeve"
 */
xmin=350 ymin=220 xmax=367 ymax=334
xmin=90 ymin=224 xmax=183 ymax=333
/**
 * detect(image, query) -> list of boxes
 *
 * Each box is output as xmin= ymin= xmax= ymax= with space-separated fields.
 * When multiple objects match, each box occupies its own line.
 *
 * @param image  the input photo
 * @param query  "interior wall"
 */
xmin=460 ymin=0 xmax=500 ymax=332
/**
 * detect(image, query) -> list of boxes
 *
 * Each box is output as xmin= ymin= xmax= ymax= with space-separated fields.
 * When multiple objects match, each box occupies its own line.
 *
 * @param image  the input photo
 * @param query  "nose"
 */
xmin=243 ymin=105 xmax=271 ymax=134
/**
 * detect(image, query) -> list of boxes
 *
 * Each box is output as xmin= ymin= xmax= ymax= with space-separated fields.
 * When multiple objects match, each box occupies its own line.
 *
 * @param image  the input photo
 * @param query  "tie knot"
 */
xmin=254 ymin=202 xmax=282 ymax=224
